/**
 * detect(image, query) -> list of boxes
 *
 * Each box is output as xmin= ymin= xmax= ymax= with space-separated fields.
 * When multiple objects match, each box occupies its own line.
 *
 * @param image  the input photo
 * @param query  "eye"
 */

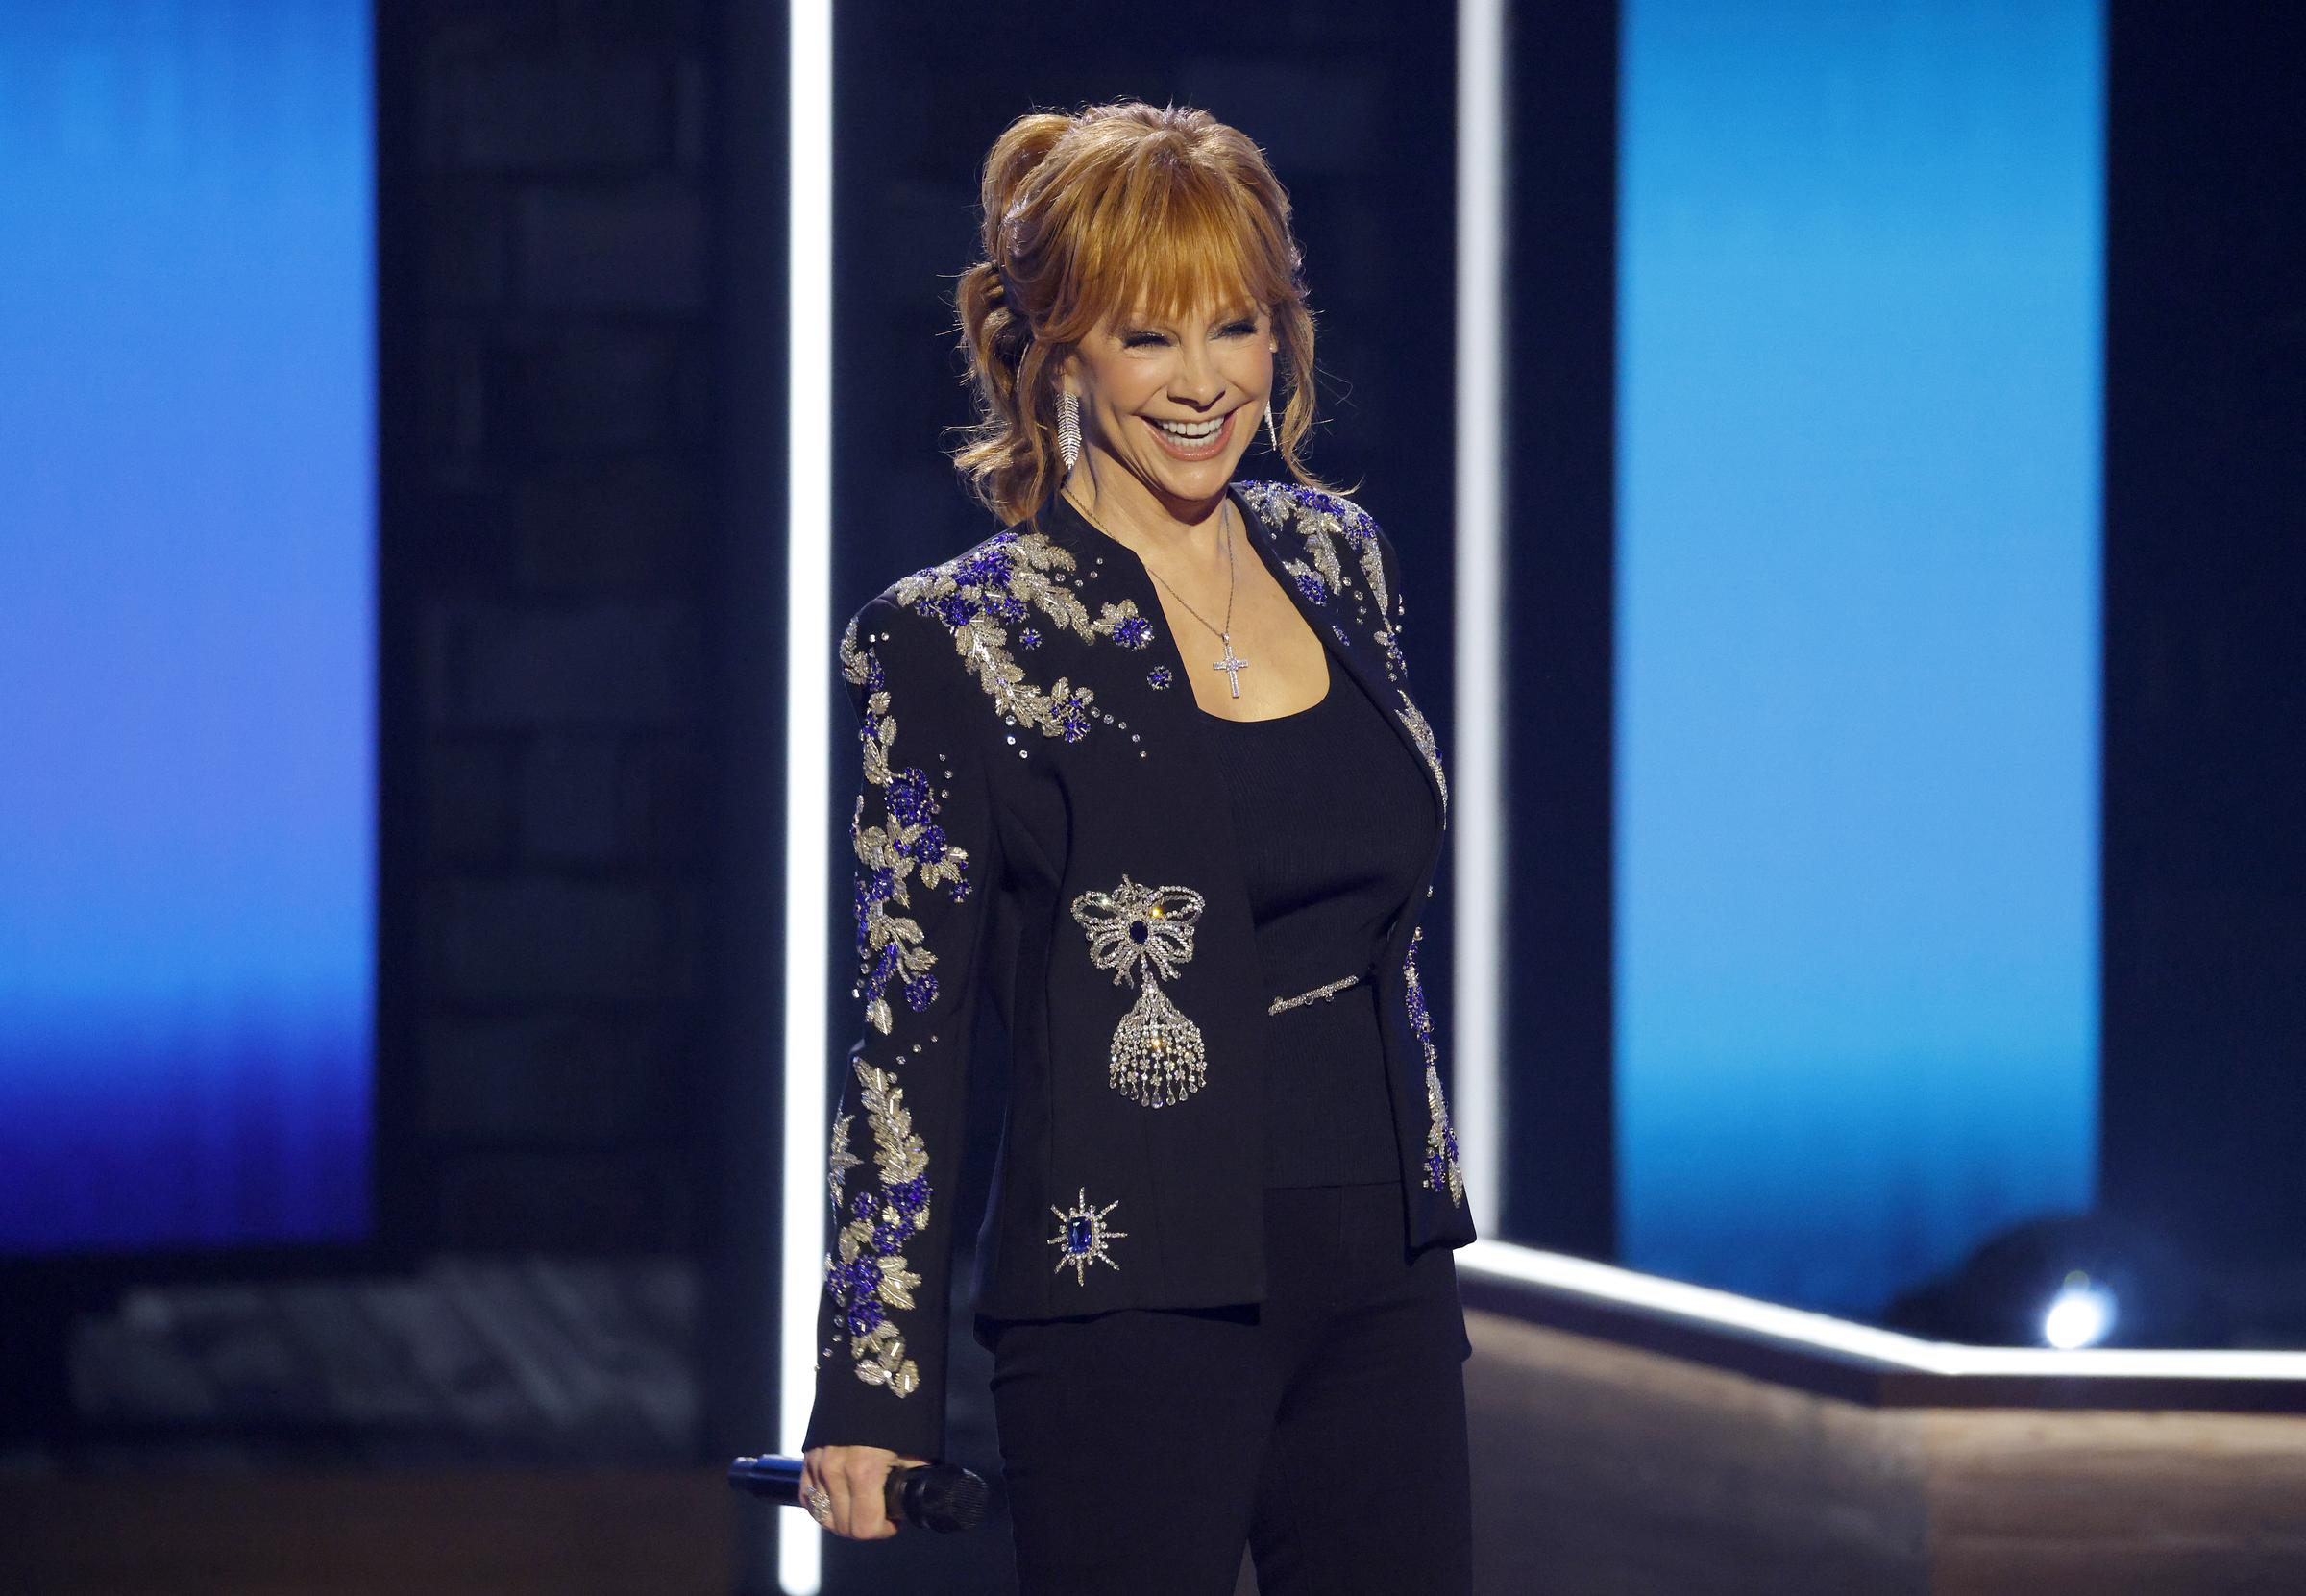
xmin=1120 ymin=319 xmax=1258 ymax=349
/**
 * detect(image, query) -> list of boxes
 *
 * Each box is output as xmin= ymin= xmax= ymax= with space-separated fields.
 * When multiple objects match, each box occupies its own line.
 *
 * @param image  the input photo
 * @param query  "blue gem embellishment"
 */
xmin=1048 ymin=1187 xmax=1127 ymax=1284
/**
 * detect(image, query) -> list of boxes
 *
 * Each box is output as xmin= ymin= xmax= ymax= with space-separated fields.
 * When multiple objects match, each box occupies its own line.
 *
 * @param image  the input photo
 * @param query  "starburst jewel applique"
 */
xmin=1068 ymin=872 xmax=1210 ymax=1107
xmin=1047 ymin=1187 xmax=1127 ymax=1284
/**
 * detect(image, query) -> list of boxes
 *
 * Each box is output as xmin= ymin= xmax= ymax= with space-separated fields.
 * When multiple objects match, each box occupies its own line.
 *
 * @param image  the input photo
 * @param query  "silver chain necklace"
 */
xmin=1066 ymin=490 xmax=1251 ymax=697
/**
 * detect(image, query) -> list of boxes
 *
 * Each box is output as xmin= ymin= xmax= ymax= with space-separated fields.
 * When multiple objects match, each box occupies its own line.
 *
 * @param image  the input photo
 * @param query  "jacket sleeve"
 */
xmin=801 ymin=591 xmax=999 ymax=1461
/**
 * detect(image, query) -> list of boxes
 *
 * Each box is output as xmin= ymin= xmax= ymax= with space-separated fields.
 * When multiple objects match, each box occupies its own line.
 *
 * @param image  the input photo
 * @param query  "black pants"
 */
xmin=979 ymin=1180 xmax=1474 ymax=1596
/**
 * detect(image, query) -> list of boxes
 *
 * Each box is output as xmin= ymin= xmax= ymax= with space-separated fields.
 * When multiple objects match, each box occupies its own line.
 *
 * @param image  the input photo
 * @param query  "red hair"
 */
xmin=949 ymin=99 xmax=1342 ymax=527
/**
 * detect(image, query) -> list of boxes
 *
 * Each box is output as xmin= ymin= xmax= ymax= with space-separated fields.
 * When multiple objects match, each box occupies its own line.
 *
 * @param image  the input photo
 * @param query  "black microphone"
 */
xmin=726 ymin=1454 xmax=991 ymax=1535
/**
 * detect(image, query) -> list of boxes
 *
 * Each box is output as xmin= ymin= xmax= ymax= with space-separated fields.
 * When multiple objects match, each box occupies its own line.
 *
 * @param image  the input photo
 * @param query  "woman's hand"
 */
xmin=799 ymin=1444 xmax=932 ymax=1539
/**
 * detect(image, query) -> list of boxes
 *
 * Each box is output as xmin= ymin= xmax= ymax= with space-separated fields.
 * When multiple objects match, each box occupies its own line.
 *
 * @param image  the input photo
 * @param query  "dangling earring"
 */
xmin=1056 ymin=390 xmax=1082 ymax=475
xmin=1262 ymin=399 xmax=1279 ymax=454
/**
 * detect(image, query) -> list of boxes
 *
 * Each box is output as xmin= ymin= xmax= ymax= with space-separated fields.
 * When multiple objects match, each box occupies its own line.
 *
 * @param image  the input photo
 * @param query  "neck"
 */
xmin=1063 ymin=454 xmax=1232 ymax=561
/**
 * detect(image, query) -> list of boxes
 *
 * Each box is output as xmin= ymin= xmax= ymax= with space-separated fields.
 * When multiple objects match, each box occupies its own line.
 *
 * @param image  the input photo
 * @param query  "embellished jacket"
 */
xmin=803 ymin=479 xmax=1473 ymax=1462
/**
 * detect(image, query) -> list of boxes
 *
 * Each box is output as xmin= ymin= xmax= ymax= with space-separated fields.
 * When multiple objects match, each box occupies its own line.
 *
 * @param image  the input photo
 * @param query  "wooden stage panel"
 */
xmin=1919 ymin=1408 xmax=2306 ymax=1596
xmin=1465 ymin=1309 xmax=2306 ymax=1596
xmin=0 ymin=1467 xmax=733 ymax=1596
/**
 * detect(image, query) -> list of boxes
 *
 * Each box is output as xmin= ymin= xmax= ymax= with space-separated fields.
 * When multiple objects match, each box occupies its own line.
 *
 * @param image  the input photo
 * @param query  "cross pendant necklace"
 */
xmin=1148 ymin=503 xmax=1245 ymax=696
xmin=1065 ymin=489 xmax=1249 ymax=697
xmin=1210 ymin=632 xmax=1249 ymax=697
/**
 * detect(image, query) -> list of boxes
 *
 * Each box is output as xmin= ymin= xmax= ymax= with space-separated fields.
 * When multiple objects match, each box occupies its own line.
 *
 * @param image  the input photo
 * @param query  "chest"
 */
xmin=1149 ymin=553 xmax=1332 ymax=722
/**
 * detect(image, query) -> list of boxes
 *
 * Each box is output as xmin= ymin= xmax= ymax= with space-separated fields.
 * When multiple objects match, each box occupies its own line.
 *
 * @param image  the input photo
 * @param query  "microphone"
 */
xmin=726 ymin=1454 xmax=992 ymax=1535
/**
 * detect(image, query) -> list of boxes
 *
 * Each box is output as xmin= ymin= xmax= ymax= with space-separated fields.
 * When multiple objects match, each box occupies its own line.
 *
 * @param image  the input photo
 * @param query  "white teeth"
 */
xmin=1152 ymin=414 xmax=1225 ymax=441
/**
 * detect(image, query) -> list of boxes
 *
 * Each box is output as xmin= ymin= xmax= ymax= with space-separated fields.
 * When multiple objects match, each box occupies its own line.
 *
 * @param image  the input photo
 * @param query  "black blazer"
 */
xmin=804 ymin=478 xmax=1474 ymax=1461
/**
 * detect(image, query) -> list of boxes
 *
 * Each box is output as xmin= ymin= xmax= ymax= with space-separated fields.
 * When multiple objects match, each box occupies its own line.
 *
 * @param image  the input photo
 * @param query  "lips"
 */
xmin=1143 ymin=407 xmax=1234 ymax=460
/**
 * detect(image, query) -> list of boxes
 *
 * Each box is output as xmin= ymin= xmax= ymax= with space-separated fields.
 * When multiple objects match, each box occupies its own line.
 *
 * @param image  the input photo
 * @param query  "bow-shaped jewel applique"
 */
xmin=1068 ymin=872 xmax=1209 ymax=1108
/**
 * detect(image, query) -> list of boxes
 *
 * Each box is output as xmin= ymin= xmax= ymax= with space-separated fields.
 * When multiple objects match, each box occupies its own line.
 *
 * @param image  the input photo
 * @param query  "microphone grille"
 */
xmin=909 ymin=1464 xmax=993 ymax=1533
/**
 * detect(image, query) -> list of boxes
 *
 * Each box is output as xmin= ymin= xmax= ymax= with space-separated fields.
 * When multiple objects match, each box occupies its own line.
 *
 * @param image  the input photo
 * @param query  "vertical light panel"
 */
xmin=1615 ymin=0 xmax=2104 ymax=1314
xmin=1455 ymin=0 xmax=1509 ymax=1233
xmin=0 ymin=0 xmax=374 ymax=1258
xmin=779 ymin=0 xmax=833 ymax=1588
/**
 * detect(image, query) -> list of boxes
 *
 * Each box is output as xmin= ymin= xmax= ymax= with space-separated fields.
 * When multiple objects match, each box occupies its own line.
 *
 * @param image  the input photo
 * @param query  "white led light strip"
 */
xmin=1454 ymin=0 xmax=1508 ymax=1234
xmin=1460 ymin=1240 xmax=2306 ymax=1381
xmin=779 ymin=0 xmax=834 ymax=1589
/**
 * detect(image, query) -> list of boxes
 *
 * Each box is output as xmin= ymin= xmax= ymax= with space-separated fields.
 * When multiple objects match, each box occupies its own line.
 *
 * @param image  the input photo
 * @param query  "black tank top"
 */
xmin=1202 ymin=649 xmax=1439 ymax=1186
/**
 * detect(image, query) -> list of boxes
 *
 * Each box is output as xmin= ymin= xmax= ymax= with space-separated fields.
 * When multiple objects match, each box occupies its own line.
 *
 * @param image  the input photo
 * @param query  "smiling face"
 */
xmin=1059 ymin=297 xmax=1280 ymax=520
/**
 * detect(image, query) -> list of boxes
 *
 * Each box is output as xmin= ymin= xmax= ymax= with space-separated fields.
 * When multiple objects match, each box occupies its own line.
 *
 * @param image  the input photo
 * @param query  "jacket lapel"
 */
xmin=1033 ymin=491 xmax=1280 ymax=1015
xmin=1029 ymin=480 xmax=1447 ymax=839
xmin=1227 ymin=483 xmax=1448 ymax=829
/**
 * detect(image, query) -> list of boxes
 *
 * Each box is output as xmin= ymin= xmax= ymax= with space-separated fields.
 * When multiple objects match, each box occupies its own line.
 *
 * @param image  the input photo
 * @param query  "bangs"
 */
xmin=1064 ymin=149 xmax=1293 ymax=329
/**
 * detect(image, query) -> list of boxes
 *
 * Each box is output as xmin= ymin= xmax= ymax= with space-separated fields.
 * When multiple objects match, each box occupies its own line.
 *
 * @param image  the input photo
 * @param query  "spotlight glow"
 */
xmin=2043 ymin=1272 xmax=2117 ymax=1350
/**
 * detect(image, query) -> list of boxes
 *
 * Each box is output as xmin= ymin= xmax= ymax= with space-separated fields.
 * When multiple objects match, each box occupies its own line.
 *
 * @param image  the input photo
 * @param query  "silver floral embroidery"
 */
xmin=822 ymin=1060 xmax=935 ymax=1394
xmin=1423 ymin=1067 xmax=1463 ymax=1207
xmin=1401 ymin=926 xmax=1464 ymax=1207
xmin=840 ymin=617 xmax=975 ymax=1035
xmin=1370 ymin=535 xmax=1411 ymax=679
xmin=1048 ymin=1187 xmax=1127 ymax=1284
xmin=886 ymin=530 xmax=1159 ymax=745
xmin=1099 ymin=599 xmax=1159 ymax=648
xmin=1237 ymin=479 xmax=1389 ymax=617
xmin=1280 ymin=556 xmax=1332 ymax=607
xmin=1307 ymin=533 xmax=1346 ymax=595
xmin=1069 ymin=872 xmax=1210 ymax=1107
xmin=826 ymin=1110 xmax=860 ymax=1210
xmin=1392 ymin=687 xmax=1449 ymax=825
xmin=1240 ymin=479 xmax=1434 ymax=749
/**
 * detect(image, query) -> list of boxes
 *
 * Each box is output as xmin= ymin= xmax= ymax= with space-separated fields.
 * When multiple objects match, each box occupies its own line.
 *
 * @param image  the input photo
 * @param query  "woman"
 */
xmin=798 ymin=99 xmax=1475 ymax=1594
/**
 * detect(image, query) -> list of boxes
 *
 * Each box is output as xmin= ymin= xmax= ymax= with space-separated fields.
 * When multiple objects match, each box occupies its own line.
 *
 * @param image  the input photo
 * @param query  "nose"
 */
xmin=1170 ymin=343 xmax=1225 ymax=408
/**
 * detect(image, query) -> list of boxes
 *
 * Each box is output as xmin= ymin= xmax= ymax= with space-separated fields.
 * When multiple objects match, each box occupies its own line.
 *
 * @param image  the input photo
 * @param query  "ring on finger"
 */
xmin=804 ymin=1483 xmax=833 ymax=1526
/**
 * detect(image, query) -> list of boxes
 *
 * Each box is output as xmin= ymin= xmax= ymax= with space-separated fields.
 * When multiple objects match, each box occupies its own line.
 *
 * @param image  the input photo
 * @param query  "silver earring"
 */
xmin=1262 ymin=399 xmax=1278 ymax=454
xmin=1056 ymin=391 xmax=1082 ymax=474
